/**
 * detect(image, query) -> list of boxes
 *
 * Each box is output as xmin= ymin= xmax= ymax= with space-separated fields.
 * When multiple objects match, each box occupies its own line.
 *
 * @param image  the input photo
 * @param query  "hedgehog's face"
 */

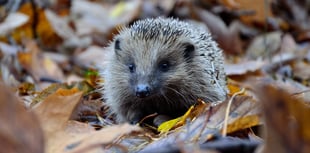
xmin=112 ymin=36 xmax=195 ymax=99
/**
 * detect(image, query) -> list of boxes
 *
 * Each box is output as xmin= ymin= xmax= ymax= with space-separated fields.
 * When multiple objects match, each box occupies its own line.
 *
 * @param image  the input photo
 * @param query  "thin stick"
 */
xmin=222 ymin=88 xmax=245 ymax=137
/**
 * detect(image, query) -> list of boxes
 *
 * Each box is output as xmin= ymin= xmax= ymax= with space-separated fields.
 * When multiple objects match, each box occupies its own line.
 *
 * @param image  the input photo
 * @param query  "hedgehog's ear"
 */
xmin=114 ymin=38 xmax=122 ymax=58
xmin=114 ymin=39 xmax=121 ymax=51
xmin=182 ymin=42 xmax=195 ymax=61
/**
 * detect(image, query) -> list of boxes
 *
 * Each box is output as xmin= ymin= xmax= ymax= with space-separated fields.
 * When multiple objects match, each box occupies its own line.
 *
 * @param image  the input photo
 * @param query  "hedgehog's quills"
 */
xmin=100 ymin=17 xmax=227 ymax=124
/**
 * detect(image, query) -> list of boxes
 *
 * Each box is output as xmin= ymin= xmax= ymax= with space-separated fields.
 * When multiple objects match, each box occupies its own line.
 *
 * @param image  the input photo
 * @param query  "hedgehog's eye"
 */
xmin=128 ymin=63 xmax=135 ymax=73
xmin=158 ymin=61 xmax=170 ymax=72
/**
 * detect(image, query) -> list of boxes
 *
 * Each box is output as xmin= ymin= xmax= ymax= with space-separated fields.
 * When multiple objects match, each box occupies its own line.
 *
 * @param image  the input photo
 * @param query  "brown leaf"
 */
xmin=140 ymin=95 xmax=261 ymax=152
xmin=17 ymin=40 xmax=64 ymax=85
xmin=220 ymin=0 xmax=273 ymax=26
xmin=293 ymin=60 xmax=310 ymax=81
xmin=45 ymin=9 xmax=91 ymax=49
xmin=11 ymin=2 xmax=63 ymax=47
xmin=257 ymin=83 xmax=310 ymax=153
xmin=71 ymin=0 xmax=142 ymax=36
xmin=191 ymin=6 xmax=243 ymax=54
xmin=0 ymin=82 xmax=44 ymax=153
xmin=246 ymin=32 xmax=282 ymax=60
xmin=74 ymin=45 xmax=110 ymax=68
xmin=33 ymin=88 xmax=83 ymax=134
xmin=32 ymin=86 xmax=140 ymax=153
xmin=225 ymin=60 xmax=265 ymax=76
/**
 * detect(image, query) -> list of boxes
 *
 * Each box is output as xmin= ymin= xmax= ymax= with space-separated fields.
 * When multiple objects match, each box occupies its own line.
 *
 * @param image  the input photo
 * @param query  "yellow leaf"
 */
xmin=55 ymin=87 xmax=80 ymax=96
xmin=31 ymin=83 xmax=67 ymax=106
xmin=158 ymin=106 xmax=194 ymax=134
xmin=110 ymin=2 xmax=126 ymax=18
xmin=157 ymin=99 xmax=209 ymax=134
xmin=227 ymin=79 xmax=247 ymax=96
xmin=157 ymin=117 xmax=181 ymax=133
xmin=223 ymin=115 xmax=260 ymax=134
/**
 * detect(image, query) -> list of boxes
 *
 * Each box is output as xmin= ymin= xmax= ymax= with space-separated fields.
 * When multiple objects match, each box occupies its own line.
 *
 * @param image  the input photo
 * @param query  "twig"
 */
xmin=222 ymin=88 xmax=245 ymax=137
xmin=138 ymin=112 xmax=158 ymax=125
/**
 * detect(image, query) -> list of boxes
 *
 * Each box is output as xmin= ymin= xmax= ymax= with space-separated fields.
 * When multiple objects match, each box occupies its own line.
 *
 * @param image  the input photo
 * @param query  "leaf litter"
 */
xmin=1 ymin=0 xmax=310 ymax=153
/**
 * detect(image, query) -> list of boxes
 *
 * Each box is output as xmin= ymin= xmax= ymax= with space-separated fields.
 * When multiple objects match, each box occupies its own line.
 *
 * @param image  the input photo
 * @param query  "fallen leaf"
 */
xmin=17 ymin=40 xmax=64 ymax=85
xmin=71 ymin=0 xmax=142 ymax=36
xmin=18 ymin=82 xmax=35 ymax=95
xmin=140 ymin=0 xmax=175 ymax=18
xmin=74 ymin=45 xmax=110 ymax=68
xmin=191 ymin=6 xmax=243 ymax=54
xmin=246 ymin=32 xmax=282 ymax=60
xmin=157 ymin=99 xmax=208 ymax=134
xmin=220 ymin=0 xmax=273 ymax=26
xmin=13 ymin=2 xmax=63 ymax=47
xmin=32 ymin=85 xmax=140 ymax=153
xmin=0 ymin=42 xmax=20 ymax=55
xmin=293 ymin=60 xmax=310 ymax=80
xmin=31 ymin=83 xmax=67 ymax=106
xmin=225 ymin=60 xmax=265 ymax=75
xmin=257 ymin=84 xmax=310 ymax=153
xmin=33 ymin=89 xmax=83 ymax=134
xmin=0 ymin=82 xmax=44 ymax=153
xmin=139 ymin=95 xmax=261 ymax=152
xmin=157 ymin=106 xmax=193 ymax=134
xmin=224 ymin=115 xmax=260 ymax=134
xmin=56 ymin=87 xmax=80 ymax=96
xmin=0 ymin=12 xmax=28 ymax=36
xmin=45 ymin=9 xmax=90 ymax=49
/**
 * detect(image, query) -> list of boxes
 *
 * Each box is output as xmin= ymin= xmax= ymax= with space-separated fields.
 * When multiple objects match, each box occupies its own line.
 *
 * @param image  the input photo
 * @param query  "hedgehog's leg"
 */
xmin=126 ymin=108 xmax=144 ymax=124
xmin=118 ymin=104 xmax=144 ymax=124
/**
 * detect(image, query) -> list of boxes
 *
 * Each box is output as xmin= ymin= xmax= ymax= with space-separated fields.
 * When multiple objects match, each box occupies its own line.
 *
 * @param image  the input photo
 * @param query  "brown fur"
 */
xmin=100 ymin=18 xmax=227 ymax=123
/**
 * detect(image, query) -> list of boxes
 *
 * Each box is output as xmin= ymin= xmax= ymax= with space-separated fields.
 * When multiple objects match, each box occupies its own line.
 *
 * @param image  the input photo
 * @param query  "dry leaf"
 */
xmin=11 ymin=2 xmax=63 ymax=47
xmin=191 ymin=6 xmax=243 ymax=54
xmin=246 ymin=32 xmax=282 ymax=60
xmin=45 ymin=9 xmax=91 ymax=49
xmin=0 ymin=12 xmax=28 ymax=36
xmin=257 ymin=84 xmax=310 ymax=153
xmin=0 ymin=82 xmax=44 ymax=153
xmin=220 ymin=0 xmax=273 ymax=25
xmin=74 ymin=45 xmax=110 ymax=68
xmin=157 ymin=106 xmax=194 ymax=134
xmin=32 ymin=85 xmax=140 ymax=153
xmin=56 ymin=87 xmax=80 ymax=96
xmin=71 ymin=0 xmax=142 ymax=36
xmin=224 ymin=115 xmax=260 ymax=134
xmin=158 ymin=99 xmax=208 ymax=134
xmin=225 ymin=60 xmax=265 ymax=75
xmin=293 ymin=60 xmax=310 ymax=80
xmin=17 ymin=40 xmax=64 ymax=84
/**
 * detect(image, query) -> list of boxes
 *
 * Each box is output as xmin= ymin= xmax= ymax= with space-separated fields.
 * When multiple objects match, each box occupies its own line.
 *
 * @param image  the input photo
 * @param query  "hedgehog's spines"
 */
xmin=101 ymin=17 xmax=227 ymax=123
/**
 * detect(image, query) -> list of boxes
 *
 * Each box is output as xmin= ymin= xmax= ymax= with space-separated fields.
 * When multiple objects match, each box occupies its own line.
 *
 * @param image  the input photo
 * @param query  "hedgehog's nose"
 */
xmin=135 ymin=84 xmax=150 ymax=98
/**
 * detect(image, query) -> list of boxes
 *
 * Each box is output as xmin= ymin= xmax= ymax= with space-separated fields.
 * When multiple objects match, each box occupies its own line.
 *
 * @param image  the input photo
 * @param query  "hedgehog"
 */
xmin=101 ymin=18 xmax=227 ymax=124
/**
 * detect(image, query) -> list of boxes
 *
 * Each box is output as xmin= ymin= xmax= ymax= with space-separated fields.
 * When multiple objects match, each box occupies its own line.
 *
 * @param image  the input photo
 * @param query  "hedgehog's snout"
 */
xmin=135 ymin=84 xmax=151 ymax=98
